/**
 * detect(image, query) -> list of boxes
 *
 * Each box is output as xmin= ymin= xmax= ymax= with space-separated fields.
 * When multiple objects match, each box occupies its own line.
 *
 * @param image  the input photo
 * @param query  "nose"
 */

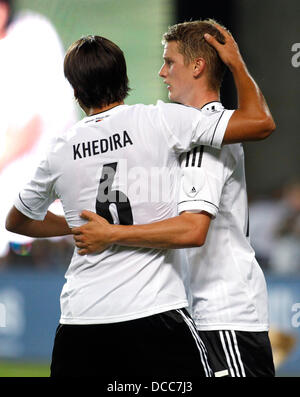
xmin=158 ymin=63 xmax=166 ymax=78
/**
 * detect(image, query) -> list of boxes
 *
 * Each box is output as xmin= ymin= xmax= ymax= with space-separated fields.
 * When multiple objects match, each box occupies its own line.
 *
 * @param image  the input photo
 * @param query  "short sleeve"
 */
xmin=14 ymin=157 xmax=58 ymax=220
xmin=177 ymin=146 xmax=230 ymax=217
xmin=156 ymin=101 xmax=234 ymax=152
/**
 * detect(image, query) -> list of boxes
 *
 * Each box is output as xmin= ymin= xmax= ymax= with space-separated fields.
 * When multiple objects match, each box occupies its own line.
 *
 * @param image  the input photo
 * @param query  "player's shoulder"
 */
xmin=128 ymin=100 xmax=182 ymax=111
xmin=156 ymin=100 xmax=203 ymax=114
xmin=202 ymin=103 xmax=242 ymax=148
xmin=126 ymin=100 xmax=204 ymax=120
xmin=49 ymin=120 xmax=81 ymax=151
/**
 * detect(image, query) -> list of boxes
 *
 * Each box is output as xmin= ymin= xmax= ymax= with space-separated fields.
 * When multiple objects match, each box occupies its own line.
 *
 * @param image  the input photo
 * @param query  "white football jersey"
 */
xmin=178 ymin=101 xmax=269 ymax=332
xmin=15 ymin=101 xmax=233 ymax=324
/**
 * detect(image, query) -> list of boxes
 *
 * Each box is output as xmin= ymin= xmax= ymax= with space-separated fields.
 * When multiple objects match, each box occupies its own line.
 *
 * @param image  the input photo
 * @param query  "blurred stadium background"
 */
xmin=0 ymin=0 xmax=299 ymax=377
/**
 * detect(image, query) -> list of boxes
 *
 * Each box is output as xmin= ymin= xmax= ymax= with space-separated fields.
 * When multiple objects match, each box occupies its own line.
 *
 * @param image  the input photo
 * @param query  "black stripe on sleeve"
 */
xmin=18 ymin=193 xmax=32 ymax=211
xmin=198 ymin=146 xmax=204 ymax=167
xmin=185 ymin=151 xmax=190 ymax=167
xmin=210 ymin=110 xmax=225 ymax=146
xmin=191 ymin=147 xmax=197 ymax=167
xmin=184 ymin=146 xmax=204 ymax=168
xmin=178 ymin=199 xmax=219 ymax=211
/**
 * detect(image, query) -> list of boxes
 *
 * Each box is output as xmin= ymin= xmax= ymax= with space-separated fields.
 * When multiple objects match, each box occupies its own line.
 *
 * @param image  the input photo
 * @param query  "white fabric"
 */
xmin=178 ymin=102 xmax=269 ymax=332
xmin=0 ymin=11 xmax=77 ymax=256
xmin=15 ymin=101 xmax=233 ymax=324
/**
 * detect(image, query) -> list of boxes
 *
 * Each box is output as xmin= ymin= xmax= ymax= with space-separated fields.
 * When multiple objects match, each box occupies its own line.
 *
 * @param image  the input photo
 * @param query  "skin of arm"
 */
xmin=72 ymin=210 xmax=212 ymax=255
xmin=205 ymin=24 xmax=276 ymax=143
xmin=5 ymin=206 xmax=71 ymax=238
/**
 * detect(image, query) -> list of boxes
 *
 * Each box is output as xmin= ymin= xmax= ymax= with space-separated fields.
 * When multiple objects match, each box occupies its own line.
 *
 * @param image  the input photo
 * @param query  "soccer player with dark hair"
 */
xmin=71 ymin=21 xmax=275 ymax=377
xmin=6 ymin=25 xmax=274 ymax=376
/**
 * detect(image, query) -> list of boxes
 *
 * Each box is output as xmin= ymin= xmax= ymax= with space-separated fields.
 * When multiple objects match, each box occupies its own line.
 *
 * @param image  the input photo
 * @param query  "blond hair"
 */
xmin=162 ymin=19 xmax=226 ymax=91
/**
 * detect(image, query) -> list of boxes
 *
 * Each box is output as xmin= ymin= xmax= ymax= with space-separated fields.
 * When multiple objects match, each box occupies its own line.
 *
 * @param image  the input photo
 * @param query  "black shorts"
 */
xmin=198 ymin=329 xmax=275 ymax=377
xmin=50 ymin=308 xmax=213 ymax=377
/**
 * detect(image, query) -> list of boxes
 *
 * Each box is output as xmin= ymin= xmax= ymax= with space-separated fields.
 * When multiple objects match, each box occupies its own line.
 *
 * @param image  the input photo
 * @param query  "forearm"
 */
xmin=204 ymin=26 xmax=275 ymax=144
xmin=109 ymin=212 xmax=210 ymax=249
xmin=6 ymin=208 xmax=71 ymax=238
xmin=231 ymin=61 xmax=264 ymax=114
xmin=24 ymin=211 xmax=71 ymax=237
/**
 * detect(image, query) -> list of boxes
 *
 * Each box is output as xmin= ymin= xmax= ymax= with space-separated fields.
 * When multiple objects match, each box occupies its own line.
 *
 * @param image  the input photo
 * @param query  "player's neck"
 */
xmin=85 ymin=101 xmax=124 ymax=116
xmin=185 ymin=86 xmax=220 ymax=109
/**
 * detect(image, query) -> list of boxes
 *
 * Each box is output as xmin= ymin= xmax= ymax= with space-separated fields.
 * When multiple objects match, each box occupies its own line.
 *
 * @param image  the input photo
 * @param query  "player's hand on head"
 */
xmin=71 ymin=210 xmax=111 ymax=255
xmin=204 ymin=23 xmax=244 ymax=70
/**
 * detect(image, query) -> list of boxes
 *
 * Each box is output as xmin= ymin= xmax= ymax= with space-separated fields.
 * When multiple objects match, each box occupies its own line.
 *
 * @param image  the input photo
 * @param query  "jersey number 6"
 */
xmin=96 ymin=162 xmax=133 ymax=225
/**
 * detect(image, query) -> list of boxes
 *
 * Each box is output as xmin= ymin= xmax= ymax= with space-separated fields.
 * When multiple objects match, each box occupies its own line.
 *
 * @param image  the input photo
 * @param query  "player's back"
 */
xmin=49 ymin=102 xmax=189 ymax=325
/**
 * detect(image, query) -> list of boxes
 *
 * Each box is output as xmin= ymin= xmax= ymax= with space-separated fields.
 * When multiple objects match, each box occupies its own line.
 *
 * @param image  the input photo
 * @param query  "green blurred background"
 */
xmin=16 ymin=0 xmax=172 ymax=107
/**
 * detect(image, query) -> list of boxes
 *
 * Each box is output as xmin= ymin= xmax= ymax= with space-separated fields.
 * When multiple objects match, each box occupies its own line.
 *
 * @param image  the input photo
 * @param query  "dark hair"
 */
xmin=162 ymin=19 xmax=226 ymax=91
xmin=64 ymin=35 xmax=130 ymax=108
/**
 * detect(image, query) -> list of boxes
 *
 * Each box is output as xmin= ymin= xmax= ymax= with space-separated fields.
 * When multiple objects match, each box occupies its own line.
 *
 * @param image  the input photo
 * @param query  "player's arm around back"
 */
xmin=72 ymin=211 xmax=212 ymax=255
xmin=207 ymin=24 xmax=276 ymax=143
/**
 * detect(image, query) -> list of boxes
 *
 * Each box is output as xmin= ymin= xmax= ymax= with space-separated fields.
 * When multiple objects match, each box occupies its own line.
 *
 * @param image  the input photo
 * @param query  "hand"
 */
xmin=204 ymin=23 xmax=244 ymax=70
xmin=71 ymin=210 xmax=113 ymax=255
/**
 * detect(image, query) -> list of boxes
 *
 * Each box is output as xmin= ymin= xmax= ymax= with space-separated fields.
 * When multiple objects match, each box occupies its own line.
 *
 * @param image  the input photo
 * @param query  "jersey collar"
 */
xmin=84 ymin=104 xmax=128 ymax=122
xmin=200 ymin=101 xmax=224 ymax=115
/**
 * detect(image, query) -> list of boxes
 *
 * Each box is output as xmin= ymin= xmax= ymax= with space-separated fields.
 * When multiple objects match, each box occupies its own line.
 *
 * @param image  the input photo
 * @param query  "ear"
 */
xmin=193 ymin=58 xmax=205 ymax=78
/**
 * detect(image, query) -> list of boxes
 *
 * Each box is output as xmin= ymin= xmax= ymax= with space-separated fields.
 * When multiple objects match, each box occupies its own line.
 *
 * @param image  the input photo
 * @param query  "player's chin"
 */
xmin=168 ymin=90 xmax=177 ymax=102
